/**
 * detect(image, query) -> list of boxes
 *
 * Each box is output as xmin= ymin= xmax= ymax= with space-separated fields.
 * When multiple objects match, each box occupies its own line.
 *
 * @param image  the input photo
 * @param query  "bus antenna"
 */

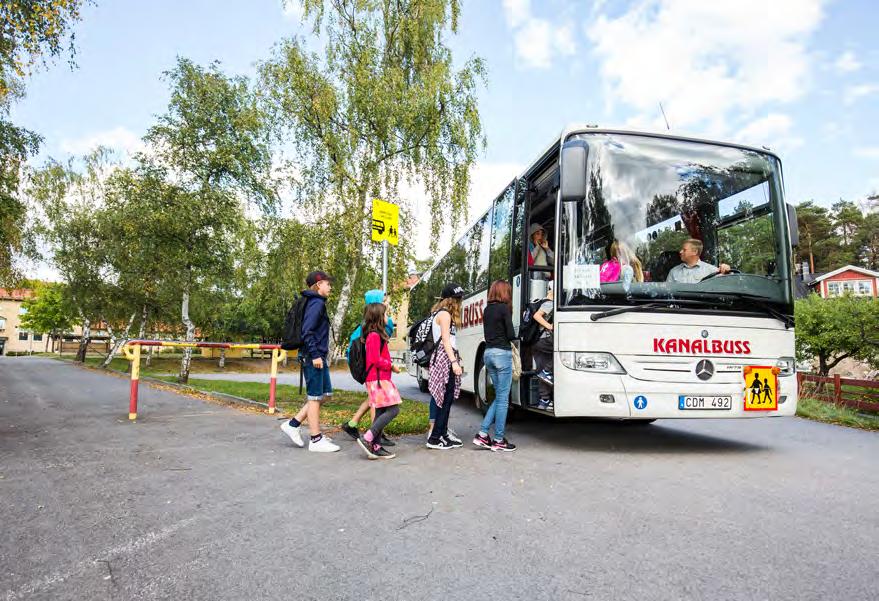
xmin=659 ymin=102 xmax=671 ymax=130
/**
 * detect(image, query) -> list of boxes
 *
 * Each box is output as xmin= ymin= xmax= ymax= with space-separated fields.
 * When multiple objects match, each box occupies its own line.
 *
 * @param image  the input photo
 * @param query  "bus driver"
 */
xmin=666 ymin=238 xmax=731 ymax=284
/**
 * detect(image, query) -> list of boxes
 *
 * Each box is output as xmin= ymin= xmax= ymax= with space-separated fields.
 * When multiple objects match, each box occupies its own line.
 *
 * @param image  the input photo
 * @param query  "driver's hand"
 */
xmin=312 ymin=357 xmax=324 ymax=369
xmin=719 ymin=263 xmax=731 ymax=274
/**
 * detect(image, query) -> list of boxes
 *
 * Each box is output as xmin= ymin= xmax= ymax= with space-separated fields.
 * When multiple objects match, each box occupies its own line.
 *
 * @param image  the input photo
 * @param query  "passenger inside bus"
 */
xmin=665 ymin=238 xmax=731 ymax=284
xmin=600 ymin=240 xmax=644 ymax=286
xmin=528 ymin=222 xmax=554 ymax=280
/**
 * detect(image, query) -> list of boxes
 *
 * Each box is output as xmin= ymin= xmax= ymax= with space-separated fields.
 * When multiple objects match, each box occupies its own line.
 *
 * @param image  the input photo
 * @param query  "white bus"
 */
xmin=405 ymin=126 xmax=799 ymax=420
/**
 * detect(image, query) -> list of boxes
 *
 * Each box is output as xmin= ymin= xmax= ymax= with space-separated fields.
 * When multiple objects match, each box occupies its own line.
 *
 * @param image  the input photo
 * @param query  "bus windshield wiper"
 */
xmin=725 ymin=293 xmax=793 ymax=329
xmin=589 ymin=298 xmax=724 ymax=322
xmin=677 ymin=291 xmax=793 ymax=328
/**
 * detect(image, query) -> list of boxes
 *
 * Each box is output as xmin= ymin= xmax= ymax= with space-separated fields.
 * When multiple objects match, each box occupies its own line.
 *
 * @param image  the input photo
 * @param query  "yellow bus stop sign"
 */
xmin=371 ymin=199 xmax=399 ymax=246
xmin=743 ymin=365 xmax=779 ymax=411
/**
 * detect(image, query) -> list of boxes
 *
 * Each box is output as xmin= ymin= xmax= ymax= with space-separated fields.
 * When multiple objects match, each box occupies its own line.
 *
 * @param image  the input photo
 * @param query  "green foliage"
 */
xmin=19 ymin=281 xmax=77 ymax=335
xmin=796 ymin=201 xmax=853 ymax=273
xmin=145 ymin=58 xmax=277 ymax=212
xmin=796 ymin=396 xmax=879 ymax=431
xmin=0 ymin=120 xmax=41 ymax=285
xmin=0 ymin=0 xmax=90 ymax=103
xmin=0 ymin=0 xmax=90 ymax=286
xmin=260 ymin=0 xmax=485 ymax=354
xmin=795 ymin=294 xmax=879 ymax=376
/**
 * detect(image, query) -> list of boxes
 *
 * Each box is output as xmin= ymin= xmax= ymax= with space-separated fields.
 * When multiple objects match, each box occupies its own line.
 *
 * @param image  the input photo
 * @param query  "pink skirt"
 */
xmin=365 ymin=379 xmax=403 ymax=408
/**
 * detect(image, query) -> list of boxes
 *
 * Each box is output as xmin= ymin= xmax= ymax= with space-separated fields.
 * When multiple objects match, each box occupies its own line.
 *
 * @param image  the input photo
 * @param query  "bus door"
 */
xmin=515 ymin=164 xmax=559 ymax=409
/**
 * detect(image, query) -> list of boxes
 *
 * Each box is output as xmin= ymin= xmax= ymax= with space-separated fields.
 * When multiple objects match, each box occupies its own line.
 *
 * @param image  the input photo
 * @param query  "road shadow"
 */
xmin=454 ymin=398 xmax=768 ymax=455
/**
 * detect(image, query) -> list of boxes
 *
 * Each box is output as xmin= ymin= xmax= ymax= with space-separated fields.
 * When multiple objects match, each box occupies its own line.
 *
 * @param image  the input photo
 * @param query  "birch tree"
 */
xmin=259 ymin=0 xmax=484 ymax=358
xmin=144 ymin=58 xmax=276 ymax=382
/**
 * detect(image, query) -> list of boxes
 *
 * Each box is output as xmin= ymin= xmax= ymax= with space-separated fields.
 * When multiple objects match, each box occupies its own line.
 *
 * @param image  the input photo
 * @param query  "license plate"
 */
xmin=678 ymin=395 xmax=732 ymax=410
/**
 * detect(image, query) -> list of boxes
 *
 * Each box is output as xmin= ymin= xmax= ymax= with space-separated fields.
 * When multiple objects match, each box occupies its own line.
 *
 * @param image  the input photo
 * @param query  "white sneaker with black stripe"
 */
xmin=446 ymin=429 xmax=462 ymax=444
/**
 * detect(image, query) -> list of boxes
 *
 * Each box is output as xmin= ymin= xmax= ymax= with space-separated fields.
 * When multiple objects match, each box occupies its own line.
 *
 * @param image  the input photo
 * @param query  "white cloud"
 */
xmin=844 ymin=83 xmax=879 ymax=106
xmin=834 ymin=51 xmax=861 ymax=73
xmin=59 ymin=126 xmax=144 ymax=157
xmin=502 ymin=0 xmax=530 ymax=28
xmin=281 ymin=0 xmax=303 ymax=22
xmin=587 ymin=0 xmax=825 ymax=136
xmin=854 ymin=147 xmax=879 ymax=160
xmin=503 ymin=0 xmax=576 ymax=70
xmin=735 ymin=113 xmax=803 ymax=152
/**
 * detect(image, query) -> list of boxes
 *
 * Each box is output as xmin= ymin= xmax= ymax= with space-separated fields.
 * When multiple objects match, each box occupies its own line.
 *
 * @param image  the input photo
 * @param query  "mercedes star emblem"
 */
xmin=695 ymin=359 xmax=715 ymax=381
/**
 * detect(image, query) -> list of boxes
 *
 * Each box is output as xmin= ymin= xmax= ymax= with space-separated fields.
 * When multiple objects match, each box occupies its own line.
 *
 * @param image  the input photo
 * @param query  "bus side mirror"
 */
xmin=560 ymin=140 xmax=588 ymax=202
xmin=786 ymin=203 xmax=799 ymax=247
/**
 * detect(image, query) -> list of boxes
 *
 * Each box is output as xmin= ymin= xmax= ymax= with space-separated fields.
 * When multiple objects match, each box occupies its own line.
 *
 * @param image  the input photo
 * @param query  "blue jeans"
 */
xmin=480 ymin=348 xmax=513 ymax=439
xmin=302 ymin=357 xmax=333 ymax=400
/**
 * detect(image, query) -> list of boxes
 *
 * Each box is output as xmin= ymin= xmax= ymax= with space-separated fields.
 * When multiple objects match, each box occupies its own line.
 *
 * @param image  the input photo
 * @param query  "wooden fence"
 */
xmin=797 ymin=373 xmax=879 ymax=413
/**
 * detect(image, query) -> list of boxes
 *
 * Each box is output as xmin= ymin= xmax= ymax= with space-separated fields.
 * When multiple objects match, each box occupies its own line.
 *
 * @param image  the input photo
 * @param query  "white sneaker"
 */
xmin=308 ymin=435 xmax=340 ymax=453
xmin=280 ymin=421 xmax=304 ymax=447
xmin=447 ymin=429 xmax=462 ymax=444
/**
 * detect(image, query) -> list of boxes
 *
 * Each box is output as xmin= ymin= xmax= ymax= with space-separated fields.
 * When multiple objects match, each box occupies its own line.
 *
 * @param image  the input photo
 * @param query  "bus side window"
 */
xmin=489 ymin=181 xmax=515 ymax=282
xmin=511 ymin=177 xmax=527 ymax=274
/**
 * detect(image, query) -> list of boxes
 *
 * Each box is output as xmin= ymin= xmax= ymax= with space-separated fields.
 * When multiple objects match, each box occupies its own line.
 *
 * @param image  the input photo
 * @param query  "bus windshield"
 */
xmin=560 ymin=133 xmax=792 ymax=311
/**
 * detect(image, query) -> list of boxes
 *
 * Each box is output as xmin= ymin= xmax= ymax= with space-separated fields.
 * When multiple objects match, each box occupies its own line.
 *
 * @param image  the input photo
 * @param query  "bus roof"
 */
xmin=522 ymin=124 xmax=783 ymax=179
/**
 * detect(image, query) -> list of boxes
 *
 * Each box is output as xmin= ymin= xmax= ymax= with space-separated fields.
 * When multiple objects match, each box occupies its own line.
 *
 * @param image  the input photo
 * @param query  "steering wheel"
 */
xmin=700 ymin=268 xmax=741 ymax=282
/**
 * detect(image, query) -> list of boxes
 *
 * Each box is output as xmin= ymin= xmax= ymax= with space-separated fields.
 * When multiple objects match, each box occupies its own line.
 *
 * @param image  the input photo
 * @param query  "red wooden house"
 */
xmin=810 ymin=265 xmax=879 ymax=298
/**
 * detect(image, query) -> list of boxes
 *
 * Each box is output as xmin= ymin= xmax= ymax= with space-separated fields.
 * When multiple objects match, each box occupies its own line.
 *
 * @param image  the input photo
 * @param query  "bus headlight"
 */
xmin=776 ymin=357 xmax=795 ymax=377
xmin=560 ymin=352 xmax=626 ymax=374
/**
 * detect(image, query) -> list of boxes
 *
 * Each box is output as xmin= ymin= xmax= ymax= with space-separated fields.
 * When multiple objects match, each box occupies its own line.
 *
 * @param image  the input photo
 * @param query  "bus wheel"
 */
xmin=474 ymin=355 xmax=491 ymax=414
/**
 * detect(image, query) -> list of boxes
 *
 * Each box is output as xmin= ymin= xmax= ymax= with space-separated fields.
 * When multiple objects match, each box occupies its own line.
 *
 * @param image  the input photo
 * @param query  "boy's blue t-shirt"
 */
xmin=346 ymin=317 xmax=394 ymax=361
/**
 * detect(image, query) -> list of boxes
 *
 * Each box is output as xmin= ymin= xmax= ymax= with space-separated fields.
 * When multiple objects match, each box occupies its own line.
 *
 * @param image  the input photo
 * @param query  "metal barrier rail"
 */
xmin=122 ymin=340 xmax=287 ymax=420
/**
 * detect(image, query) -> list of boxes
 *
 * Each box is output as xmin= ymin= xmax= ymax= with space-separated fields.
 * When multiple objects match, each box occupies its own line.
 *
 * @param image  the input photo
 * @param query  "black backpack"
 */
xmin=519 ymin=298 xmax=549 ymax=345
xmin=280 ymin=294 xmax=310 ymax=351
xmin=408 ymin=308 xmax=448 ymax=367
xmin=348 ymin=333 xmax=386 ymax=384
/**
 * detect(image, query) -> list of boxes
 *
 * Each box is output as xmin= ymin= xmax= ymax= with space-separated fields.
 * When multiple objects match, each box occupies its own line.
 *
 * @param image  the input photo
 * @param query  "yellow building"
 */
xmin=0 ymin=289 xmax=48 ymax=355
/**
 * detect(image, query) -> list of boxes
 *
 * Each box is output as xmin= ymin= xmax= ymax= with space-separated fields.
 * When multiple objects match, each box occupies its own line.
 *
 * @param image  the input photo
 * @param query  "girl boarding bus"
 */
xmin=405 ymin=126 xmax=799 ymax=421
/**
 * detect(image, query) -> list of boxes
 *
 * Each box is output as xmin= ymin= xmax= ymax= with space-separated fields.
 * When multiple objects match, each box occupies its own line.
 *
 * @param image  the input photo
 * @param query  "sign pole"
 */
xmin=382 ymin=239 xmax=388 ymax=293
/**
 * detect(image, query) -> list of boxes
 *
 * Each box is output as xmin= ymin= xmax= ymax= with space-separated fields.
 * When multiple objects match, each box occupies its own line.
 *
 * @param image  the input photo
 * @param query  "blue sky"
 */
xmin=11 ymin=0 xmax=879 ymax=263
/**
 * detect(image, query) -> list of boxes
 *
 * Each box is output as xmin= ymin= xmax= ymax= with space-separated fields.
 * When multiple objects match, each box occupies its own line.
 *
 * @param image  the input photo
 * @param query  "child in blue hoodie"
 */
xmin=340 ymin=289 xmax=396 ymax=444
xmin=280 ymin=271 xmax=340 ymax=453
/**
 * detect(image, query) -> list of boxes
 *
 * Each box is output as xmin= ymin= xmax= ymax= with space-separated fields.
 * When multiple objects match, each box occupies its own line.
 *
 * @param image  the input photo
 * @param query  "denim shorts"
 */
xmin=302 ymin=358 xmax=333 ymax=401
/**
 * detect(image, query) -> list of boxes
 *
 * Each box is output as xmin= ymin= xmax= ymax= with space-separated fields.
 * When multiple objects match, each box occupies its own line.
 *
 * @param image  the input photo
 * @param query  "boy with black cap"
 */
xmin=280 ymin=270 xmax=340 ymax=452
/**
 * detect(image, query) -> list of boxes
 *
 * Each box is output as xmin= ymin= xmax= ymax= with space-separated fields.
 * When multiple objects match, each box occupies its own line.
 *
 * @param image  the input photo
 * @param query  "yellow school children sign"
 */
xmin=743 ymin=365 xmax=779 ymax=411
xmin=371 ymin=199 xmax=399 ymax=246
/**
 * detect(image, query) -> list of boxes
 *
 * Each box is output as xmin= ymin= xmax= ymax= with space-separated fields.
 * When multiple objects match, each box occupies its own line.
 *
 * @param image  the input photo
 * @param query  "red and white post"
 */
xmin=127 ymin=343 xmax=142 ymax=420
xmin=268 ymin=347 xmax=283 ymax=414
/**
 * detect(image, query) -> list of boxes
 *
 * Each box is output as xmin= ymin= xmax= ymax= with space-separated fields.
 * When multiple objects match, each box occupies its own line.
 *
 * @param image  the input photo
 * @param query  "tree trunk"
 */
xmin=138 ymin=305 xmax=147 ymax=340
xmin=218 ymin=348 xmax=226 ymax=368
xmin=76 ymin=318 xmax=91 ymax=362
xmin=327 ymin=188 xmax=370 ymax=362
xmin=178 ymin=290 xmax=196 ymax=384
xmin=102 ymin=313 xmax=136 ymax=368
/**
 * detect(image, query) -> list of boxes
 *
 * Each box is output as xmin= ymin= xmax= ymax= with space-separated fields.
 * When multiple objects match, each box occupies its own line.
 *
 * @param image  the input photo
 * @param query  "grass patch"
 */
xmin=168 ymin=378 xmax=430 ymax=436
xmin=797 ymin=396 xmax=879 ymax=431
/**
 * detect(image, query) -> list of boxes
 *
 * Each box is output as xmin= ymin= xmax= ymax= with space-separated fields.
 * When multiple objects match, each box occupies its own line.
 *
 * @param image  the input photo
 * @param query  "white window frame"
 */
xmin=826 ymin=279 xmax=875 ymax=297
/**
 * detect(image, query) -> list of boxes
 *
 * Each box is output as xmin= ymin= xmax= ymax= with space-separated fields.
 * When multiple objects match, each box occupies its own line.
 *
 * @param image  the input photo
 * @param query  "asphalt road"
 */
xmin=1 ymin=357 xmax=877 ymax=601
